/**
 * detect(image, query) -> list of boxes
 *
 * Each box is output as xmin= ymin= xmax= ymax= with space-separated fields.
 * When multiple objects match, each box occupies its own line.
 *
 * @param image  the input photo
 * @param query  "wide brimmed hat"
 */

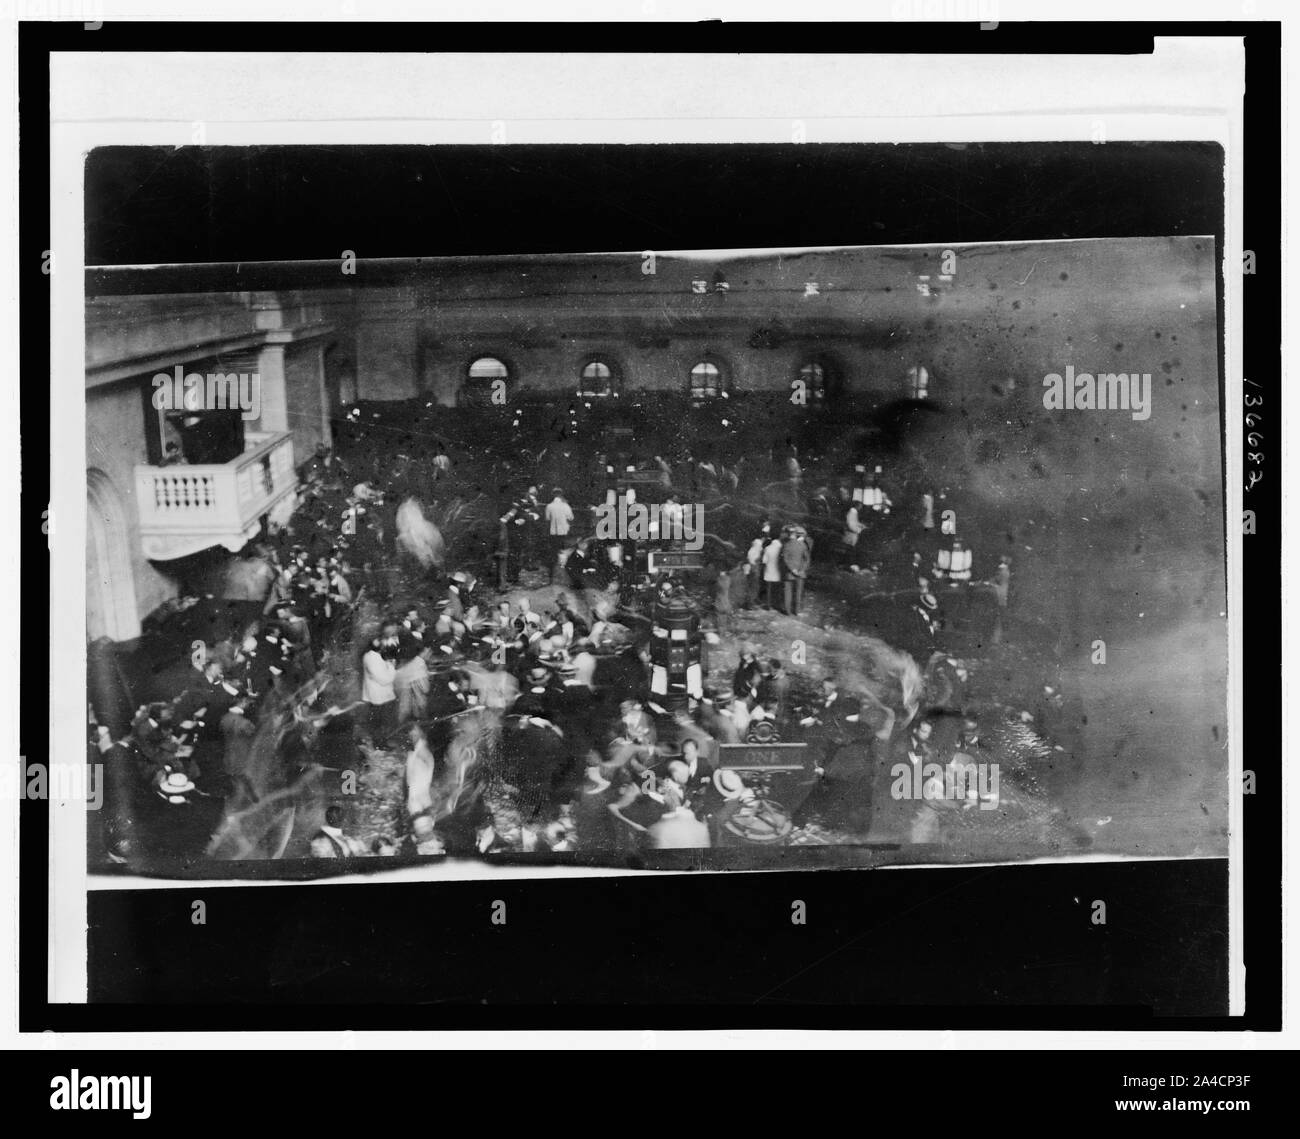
xmin=157 ymin=772 xmax=196 ymax=803
xmin=713 ymin=769 xmax=746 ymax=799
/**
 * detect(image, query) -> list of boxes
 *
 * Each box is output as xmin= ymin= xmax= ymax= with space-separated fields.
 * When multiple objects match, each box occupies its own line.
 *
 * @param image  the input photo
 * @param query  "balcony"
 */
xmin=134 ymin=430 xmax=297 ymax=561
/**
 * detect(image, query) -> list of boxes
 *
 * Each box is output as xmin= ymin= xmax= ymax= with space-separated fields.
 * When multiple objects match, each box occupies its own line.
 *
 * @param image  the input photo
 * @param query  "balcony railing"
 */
xmin=134 ymin=430 xmax=297 ymax=561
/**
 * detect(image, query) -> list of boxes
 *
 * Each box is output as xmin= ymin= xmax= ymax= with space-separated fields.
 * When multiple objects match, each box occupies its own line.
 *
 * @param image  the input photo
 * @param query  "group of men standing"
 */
xmin=496 ymin=485 xmax=575 ymax=586
xmin=739 ymin=523 xmax=813 ymax=617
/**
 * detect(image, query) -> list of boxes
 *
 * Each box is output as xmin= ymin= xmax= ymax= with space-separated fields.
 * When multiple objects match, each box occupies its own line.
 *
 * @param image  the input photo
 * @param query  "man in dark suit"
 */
xmin=425 ymin=671 xmax=471 ymax=721
xmin=511 ymin=665 xmax=560 ymax=721
xmin=800 ymin=678 xmax=862 ymax=774
xmin=677 ymin=736 xmax=716 ymax=800
xmin=173 ymin=659 xmax=232 ymax=728
xmin=172 ymin=660 xmax=240 ymax=784
xmin=794 ymin=678 xmax=875 ymax=833
xmin=732 ymin=645 xmax=762 ymax=704
xmin=758 ymin=658 xmax=792 ymax=726
xmin=781 ymin=527 xmax=812 ymax=616
xmin=399 ymin=607 xmax=427 ymax=657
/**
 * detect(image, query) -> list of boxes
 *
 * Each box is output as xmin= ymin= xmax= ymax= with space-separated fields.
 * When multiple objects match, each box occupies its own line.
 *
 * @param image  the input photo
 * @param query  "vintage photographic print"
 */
xmin=78 ymin=147 xmax=1227 ymax=882
xmin=20 ymin=11 xmax=1273 ymax=1035
xmin=10 ymin=3 xmax=1279 ymax=1066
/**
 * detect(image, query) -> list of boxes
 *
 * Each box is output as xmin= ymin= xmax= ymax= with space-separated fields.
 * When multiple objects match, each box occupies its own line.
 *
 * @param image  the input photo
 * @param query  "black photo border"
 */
xmin=18 ymin=18 xmax=1280 ymax=1032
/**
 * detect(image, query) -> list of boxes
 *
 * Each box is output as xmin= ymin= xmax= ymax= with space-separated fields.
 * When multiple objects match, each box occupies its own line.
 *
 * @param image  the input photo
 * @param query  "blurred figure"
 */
xmin=713 ymin=566 xmax=735 ymax=635
xmin=842 ymin=501 xmax=865 ymax=566
xmin=395 ymin=496 xmax=445 ymax=571
xmin=648 ymin=782 xmax=710 ymax=849
xmin=405 ymin=723 xmax=436 ymax=818
xmin=572 ymin=763 xmax=616 ymax=851
xmin=743 ymin=531 xmax=765 ymax=608
xmin=394 ymin=642 xmax=431 ymax=724
xmin=411 ymin=813 xmax=446 ymax=856
xmin=219 ymin=698 xmax=255 ymax=783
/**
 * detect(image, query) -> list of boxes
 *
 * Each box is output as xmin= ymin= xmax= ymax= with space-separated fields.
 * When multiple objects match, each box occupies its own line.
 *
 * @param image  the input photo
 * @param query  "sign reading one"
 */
xmin=717 ymin=742 xmax=811 ymax=772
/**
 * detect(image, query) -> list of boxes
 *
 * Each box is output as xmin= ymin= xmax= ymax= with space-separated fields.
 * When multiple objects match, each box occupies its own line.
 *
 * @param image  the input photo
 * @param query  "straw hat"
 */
xmin=713 ymin=769 xmax=746 ymax=800
xmin=157 ymin=771 xmax=196 ymax=804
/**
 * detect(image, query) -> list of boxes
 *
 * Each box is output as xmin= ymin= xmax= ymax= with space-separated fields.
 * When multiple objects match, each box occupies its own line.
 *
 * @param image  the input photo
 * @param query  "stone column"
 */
xmin=311 ymin=340 xmax=332 ymax=447
xmin=254 ymin=342 xmax=289 ymax=435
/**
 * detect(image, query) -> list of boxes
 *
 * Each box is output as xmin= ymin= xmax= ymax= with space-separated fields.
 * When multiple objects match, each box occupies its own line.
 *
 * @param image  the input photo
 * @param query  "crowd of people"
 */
xmin=90 ymin=409 xmax=1026 ymax=866
xmin=89 ymin=448 xmax=372 ymax=859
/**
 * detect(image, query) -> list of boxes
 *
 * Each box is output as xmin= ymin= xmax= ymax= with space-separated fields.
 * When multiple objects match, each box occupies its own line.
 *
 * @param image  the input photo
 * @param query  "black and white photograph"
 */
xmin=19 ymin=21 xmax=1279 ymax=1044
xmin=80 ymin=151 xmax=1227 ymax=877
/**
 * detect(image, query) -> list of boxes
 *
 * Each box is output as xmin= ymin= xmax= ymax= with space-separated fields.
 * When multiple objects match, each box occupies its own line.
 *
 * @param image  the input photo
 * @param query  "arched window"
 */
xmin=689 ymin=360 xmax=726 ymax=400
xmin=908 ymin=364 xmax=930 ymax=400
xmin=462 ymin=357 xmax=511 ymax=405
xmin=468 ymin=357 xmax=510 ymax=384
xmin=579 ymin=359 xmax=619 ymax=397
xmin=799 ymin=361 xmax=827 ymax=402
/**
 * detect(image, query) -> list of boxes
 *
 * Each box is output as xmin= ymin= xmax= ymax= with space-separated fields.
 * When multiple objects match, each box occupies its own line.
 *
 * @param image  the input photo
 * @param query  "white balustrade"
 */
xmin=134 ymin=431 xmax=296 ymax=560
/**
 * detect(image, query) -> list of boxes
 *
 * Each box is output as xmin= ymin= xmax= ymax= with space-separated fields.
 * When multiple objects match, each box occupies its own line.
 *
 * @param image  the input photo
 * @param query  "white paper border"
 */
xmin=16 ymin=26 xmax=1251 ymax=1042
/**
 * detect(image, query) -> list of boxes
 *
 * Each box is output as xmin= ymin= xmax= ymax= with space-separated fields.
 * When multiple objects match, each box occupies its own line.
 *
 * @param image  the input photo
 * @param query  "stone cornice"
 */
xmin=86 ymin=323 xmax=335 ymax=387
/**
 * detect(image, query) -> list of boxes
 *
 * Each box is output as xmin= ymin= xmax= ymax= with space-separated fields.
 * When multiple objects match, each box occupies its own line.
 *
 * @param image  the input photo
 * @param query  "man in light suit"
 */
xmin=361 ymin=632 xmax=398 ymax=744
